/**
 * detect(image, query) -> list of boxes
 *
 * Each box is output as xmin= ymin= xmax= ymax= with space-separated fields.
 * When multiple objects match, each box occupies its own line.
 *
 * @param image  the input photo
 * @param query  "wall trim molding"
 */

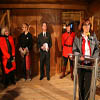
xmin=0 ymin=4 xmax=87 ymax=10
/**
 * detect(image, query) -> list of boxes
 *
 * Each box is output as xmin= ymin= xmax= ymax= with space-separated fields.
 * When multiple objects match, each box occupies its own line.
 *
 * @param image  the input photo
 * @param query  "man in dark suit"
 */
xmin=38 ymin=22 xmax=52 ymax=80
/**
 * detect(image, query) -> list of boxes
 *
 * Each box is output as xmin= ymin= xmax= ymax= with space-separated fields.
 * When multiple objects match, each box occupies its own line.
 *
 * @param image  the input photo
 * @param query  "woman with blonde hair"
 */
xmin=19 ymin=23 xmax=33 ymax=81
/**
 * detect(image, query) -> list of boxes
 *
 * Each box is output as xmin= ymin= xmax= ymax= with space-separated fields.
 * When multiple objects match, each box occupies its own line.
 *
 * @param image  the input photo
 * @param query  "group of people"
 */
xmin=0 ymin=18 xmax=99 ymax=100
xmin=0 ymin=22 xmax=52 ymax=87
xmin=0 ymin=23 xmax=33 ymax=87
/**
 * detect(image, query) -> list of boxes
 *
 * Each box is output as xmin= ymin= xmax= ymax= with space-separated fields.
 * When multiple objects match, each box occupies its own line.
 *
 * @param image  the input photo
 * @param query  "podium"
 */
xmin=69 ymin=54 xmax=99 ymax=100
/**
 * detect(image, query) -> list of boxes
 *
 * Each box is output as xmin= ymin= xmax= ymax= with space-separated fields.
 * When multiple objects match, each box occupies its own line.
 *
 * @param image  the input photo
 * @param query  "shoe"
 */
xmin=60 ymin=74 xmax=65 ymax=79
xmin=40 ymin=76 xmax=44 ymax=80
xmin=47 ymin=77 xmax=50 ymax=81
xmin=70 ymin=66 xmax=74 ymax=81
xmin=4 ymin=81 xmax=9 ymax=88
xmin=60 ymin=66 xmax=66 ymax=79
xmin=21 ymin=78 xmax=26 ymax=81
xmin=4 ymin=84 xmax=8 ymax=88
xmin=71 ymin=75 xmax=74 ymax=81
xmin=27 ymin=78 xmax=32 ymax=81
xmin=12 ymin=81 xmax=16 ymax=85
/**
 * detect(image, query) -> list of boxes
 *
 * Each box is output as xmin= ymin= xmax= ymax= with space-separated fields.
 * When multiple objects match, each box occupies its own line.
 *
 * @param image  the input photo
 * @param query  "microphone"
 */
xmin=86 ymin=32 xmax=91 ymax=41
xmin=86 ymin=32 xmax=90 ymax=37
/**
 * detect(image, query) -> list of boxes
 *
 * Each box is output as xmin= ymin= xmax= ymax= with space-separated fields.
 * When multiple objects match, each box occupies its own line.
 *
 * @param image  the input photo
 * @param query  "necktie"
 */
xmin=44 ymin=33 xmax=46 ymax=37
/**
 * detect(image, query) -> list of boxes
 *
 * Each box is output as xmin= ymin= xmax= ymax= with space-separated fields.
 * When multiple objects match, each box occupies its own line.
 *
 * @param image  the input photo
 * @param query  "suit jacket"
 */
xmin=0 ymin=35 xmax=16 ymax=74
xmin=73 ymin=33 xmax=99 ymax=58
xmin=19 ymin=32 xmax=33 ymax=51
xmin=38 ymin=32 xmax=52 ymax=52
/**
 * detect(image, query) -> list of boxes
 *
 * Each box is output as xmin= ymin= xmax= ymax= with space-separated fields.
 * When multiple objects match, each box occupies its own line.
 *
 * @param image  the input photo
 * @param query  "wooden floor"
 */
xmin=0 ymin=74 xmax=100 ymax=100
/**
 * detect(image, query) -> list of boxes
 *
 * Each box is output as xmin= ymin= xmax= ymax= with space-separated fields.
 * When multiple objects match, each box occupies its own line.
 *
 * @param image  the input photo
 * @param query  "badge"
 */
xmin=27 ymin=37 xmax=28 ymax=39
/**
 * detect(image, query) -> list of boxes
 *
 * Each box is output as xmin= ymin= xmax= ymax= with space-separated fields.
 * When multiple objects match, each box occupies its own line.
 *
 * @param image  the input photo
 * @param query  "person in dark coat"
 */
xmin=38 ymin=22 xmax=52 ymax=80
xmin=0 ymin=26 xmax=16 ymax=87
xmin=19 ymin=23 xmax=33 ymax=81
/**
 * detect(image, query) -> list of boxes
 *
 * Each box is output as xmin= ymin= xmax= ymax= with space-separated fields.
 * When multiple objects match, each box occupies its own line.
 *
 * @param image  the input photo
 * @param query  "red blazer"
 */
xmin=62 ymin=32 xmax=75 ymax=57
xmin=0 ymin=35 xmax=16 ymax=74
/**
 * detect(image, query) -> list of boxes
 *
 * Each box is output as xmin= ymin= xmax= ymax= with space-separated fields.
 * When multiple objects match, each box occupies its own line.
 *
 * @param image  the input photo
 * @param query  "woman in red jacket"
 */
xmin=0 ymin=26 xmax=16 ymax=87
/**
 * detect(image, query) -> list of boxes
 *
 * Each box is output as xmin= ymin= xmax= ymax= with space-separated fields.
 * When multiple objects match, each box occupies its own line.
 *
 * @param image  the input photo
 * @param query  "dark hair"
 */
xmin=77 ymin=19 xmax=94 ymax=38
xmin=82 ymin=19 xmax=91 ymax=30
xmin=66 ymin=23 xmax=70 ymax=27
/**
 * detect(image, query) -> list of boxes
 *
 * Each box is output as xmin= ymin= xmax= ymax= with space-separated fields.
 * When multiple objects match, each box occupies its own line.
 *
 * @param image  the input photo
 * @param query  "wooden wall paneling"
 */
xmin=54 ymin=10 xmax=62 ymax=74
xmin=55 ymin=24 xmax=62 ymax=74
xmin=88 ymin=1 xmax=100 ymax=41
xmin=0 ymin=4 xmax=87 ymax=10
xmin=0 ymin=0 xmax=91 ymax=4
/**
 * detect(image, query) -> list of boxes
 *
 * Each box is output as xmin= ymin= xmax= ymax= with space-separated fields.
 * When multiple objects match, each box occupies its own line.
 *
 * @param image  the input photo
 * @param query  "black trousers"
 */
xmin=4 ymin=70 xmax=15 ymax=86
xmin=22 ymin=56 xmax=31 ymax=79
xmin=40 ymin=51 xmax=50 ymax=78
xmin=1 ymin=62 xmax=5 ymax=82
xmin=63 ymin=56 xmax=73 ymax=67
xmin=78 ymin=67 xmax=92 ymax=100
xmin=22 ymin=56 xmax=26 ymax=79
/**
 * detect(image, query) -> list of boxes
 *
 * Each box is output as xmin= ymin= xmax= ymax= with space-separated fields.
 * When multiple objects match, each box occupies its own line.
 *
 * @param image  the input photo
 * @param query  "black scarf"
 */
xmin=4 ymin=35 xmax=13 ymax=69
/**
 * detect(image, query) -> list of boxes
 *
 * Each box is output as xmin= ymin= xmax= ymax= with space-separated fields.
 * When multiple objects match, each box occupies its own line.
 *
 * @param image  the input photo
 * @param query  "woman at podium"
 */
xmin=73 ymin=19 xmax=99 ymax=100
